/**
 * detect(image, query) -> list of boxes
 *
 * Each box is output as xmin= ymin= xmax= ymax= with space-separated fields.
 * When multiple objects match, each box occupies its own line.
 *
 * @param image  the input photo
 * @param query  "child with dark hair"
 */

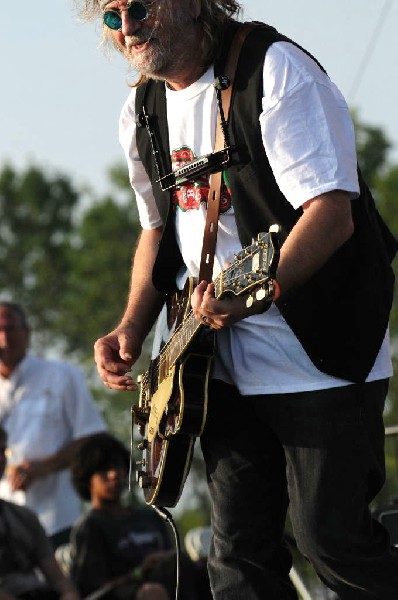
xmin=70 ymin=432 xmax=130 ymax=503
xmin=69 ymin=432 xmax=176 ymax=599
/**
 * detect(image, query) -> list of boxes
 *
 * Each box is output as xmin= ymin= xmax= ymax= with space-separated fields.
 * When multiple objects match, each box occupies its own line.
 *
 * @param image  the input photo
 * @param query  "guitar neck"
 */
xmin=158 ymin=309 xmax=200 ymax=378
xmin=155 ymin=271 xmax=224 ymax=383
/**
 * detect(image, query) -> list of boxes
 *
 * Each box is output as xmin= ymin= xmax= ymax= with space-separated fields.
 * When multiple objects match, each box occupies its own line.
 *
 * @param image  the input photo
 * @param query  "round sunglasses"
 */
xmin=103 ymin=1 xmax=156 ymax=30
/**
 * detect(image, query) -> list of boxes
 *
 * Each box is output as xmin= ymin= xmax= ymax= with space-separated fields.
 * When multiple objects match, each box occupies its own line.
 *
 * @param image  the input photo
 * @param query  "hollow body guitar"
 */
xmin=132 ymin=226 xmax=280 ymax=507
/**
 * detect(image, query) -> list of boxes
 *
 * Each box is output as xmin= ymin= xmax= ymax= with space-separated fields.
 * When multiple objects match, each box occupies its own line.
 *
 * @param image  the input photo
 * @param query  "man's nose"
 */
xmin=120 ymin=9 xmax=141 ymax=36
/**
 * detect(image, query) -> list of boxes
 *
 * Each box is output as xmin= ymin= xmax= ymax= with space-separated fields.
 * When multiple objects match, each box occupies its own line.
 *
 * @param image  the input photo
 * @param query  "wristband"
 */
xmin=272 ymin=279 xmax=281 ymax=302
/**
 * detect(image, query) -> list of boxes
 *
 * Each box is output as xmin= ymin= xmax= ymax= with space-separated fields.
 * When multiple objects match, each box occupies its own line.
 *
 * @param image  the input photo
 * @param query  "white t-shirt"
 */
xmin=119 ymin=41 xmax=392 ymax=394
xmin=0 ymin=355 xmax=106 ymax=535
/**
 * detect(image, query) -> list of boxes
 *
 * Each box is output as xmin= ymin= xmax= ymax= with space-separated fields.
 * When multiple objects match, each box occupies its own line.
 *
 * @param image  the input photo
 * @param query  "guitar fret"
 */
xmin=149 ymin=271 xmax=225 ymax=394
xmin=166 ymin=310 xmax=200 ymax=366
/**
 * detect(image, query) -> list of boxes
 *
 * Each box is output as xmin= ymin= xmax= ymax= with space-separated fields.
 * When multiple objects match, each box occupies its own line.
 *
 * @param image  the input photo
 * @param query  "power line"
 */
xmin=348 ymin=0 xmax=393 ymax=103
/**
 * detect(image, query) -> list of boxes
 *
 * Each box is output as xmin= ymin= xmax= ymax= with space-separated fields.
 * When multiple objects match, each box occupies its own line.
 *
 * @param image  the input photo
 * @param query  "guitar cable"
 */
xmin=130 ymin=417 xmax=181 ymax=599
xmin=151 ymin=505 xmax=182 ymax=600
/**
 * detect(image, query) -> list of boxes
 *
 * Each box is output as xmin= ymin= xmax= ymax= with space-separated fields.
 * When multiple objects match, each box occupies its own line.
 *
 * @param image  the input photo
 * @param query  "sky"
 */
xmin=1 ymin=0 xmax=397 ymax=198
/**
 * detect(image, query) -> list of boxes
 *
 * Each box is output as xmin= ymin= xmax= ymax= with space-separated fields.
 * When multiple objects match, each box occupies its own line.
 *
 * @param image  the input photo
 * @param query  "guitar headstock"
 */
xmin=215 ymin=225 xmax=280 ymax=303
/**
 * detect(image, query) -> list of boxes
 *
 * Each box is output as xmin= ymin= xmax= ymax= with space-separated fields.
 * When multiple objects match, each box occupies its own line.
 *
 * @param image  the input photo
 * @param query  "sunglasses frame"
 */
xmin=103 ymin=1 xmax=155 ymax=30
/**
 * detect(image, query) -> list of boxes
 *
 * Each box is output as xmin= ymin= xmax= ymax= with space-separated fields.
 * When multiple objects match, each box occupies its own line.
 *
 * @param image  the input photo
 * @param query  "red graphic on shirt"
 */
xmin=171 ymin=146 xmax=232 ymax=214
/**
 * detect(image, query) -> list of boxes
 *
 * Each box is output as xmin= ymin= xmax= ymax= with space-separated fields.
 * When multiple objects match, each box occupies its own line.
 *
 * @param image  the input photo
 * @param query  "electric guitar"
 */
xmin=132 ymin=226 xmax=280 ymax=507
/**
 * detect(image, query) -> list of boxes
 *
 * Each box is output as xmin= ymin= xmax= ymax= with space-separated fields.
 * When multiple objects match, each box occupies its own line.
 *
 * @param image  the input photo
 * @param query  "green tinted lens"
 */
xmin=128 ymin=2 xmax=148 ymax=20
xmin=103 ymin=10 xmax=122 ymax=30
xmin=103 ymin=3 xmax=149 ymax=29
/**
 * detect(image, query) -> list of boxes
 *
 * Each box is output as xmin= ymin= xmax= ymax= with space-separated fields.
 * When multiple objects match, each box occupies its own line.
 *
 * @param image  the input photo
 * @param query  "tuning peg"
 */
xmin=269 ymin=224 xmax=281 ymax=233
xmin=256 ymin=288 xmax=267 ymax=302
xmin=246 ymin=294 xmax=255 ymax=308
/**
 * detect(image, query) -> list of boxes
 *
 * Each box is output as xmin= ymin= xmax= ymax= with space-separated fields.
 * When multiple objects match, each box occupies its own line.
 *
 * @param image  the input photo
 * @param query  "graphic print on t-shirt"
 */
xmin=171 ymin=146 xmax=232 ymax=213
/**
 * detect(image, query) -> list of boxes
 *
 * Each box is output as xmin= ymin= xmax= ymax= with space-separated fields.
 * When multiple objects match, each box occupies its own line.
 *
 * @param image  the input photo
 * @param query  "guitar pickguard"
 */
xmin=147 ymin=367 xmax=175 ymax=442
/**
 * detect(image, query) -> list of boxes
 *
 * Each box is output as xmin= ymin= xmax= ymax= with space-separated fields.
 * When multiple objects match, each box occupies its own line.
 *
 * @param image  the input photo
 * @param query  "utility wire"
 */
xmin=348 ymin=0 xmax=393 ymax=103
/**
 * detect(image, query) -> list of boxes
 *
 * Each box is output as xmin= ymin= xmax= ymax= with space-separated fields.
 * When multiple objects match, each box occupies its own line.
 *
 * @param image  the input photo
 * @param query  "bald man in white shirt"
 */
xmin=0 ymin=301 xmax=106 ymax=548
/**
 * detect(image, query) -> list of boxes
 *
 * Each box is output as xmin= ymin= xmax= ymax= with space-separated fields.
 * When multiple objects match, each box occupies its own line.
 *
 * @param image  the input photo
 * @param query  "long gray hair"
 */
xmin=197 ymin=0 xmax=242 ymax=65
xmin=77 ymin=0 xmax=242 ymax=65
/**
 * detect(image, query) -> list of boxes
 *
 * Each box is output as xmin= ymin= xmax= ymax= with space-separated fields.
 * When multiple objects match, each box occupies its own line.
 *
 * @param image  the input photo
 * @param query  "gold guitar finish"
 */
xmin=147 ymin=369 xmax=175 ymax=442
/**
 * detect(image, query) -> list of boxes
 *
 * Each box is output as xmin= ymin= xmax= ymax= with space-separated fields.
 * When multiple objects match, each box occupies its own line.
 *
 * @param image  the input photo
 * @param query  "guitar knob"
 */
xmin=246 ymin=294 xmax=254 ymax=308
xmin=137 ymin=440 xmax=148 ymax=450
xmin=136 ymin=471 xmax=152 ymax=489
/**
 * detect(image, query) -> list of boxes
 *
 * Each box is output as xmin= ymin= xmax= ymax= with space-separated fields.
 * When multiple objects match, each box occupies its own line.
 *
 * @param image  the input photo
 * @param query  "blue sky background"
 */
xmin=1 ymin=0 xmax=396 ymax=197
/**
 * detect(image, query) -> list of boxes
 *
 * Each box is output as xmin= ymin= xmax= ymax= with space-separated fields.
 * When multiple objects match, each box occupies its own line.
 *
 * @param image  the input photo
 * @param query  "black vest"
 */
xmin=135 ymin=22 xmax=397 ymax=383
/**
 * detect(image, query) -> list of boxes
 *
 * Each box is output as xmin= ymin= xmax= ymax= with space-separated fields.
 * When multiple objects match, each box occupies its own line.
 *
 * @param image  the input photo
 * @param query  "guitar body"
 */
xmin=142 ymin=280 xmax=214 ymax=440
xmin=136 ymin=351 xmax=211 ymax=506
xmin=134 ymin=283 xmax=214 ymax=507
xmin=137 ymin=429 xmax=195 ymax=507
xmin=133 ymin=227 xmax=280 ymax=508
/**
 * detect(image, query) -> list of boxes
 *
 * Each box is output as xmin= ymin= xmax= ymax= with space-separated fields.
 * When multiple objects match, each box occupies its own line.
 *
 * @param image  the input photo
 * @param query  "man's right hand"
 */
xmin=94 ymin=326 xmax=142 ymax=391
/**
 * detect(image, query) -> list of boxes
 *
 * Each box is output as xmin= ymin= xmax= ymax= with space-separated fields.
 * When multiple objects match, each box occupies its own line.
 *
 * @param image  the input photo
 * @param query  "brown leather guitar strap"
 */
xmin=199 ymin=23 xmax=258 ymax=283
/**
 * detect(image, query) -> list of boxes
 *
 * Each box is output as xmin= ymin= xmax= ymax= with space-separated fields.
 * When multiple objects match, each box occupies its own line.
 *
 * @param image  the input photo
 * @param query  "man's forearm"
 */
xmin=9 ymin=435 xmax=95 ymax=491
xmin=33 ymin=435 xmax=93 ymax=476
xmin=119 ymin=227 xmax=165 ymax=341
xmin=93 ymin=227 xmax=166 ymax=390
xmin=276 ymin=190 xmax=354 ymax=297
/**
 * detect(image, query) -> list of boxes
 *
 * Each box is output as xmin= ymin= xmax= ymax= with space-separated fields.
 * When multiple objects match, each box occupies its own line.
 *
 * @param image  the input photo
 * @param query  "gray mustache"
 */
xmin=125 ymin=27 xmax=157 ymax=47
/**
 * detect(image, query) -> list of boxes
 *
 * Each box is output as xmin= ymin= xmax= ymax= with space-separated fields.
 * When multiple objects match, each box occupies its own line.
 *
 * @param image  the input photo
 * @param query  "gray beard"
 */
xmin=123 ymin=9 xmax=197 ymax=80
xmin=124 ymin=28 xmax=168 ymax=77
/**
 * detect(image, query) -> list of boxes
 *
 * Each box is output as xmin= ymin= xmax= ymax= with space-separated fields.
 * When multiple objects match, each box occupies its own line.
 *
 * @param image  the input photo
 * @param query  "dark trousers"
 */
xmin=200 ymin=378 xmax=398 ymax=599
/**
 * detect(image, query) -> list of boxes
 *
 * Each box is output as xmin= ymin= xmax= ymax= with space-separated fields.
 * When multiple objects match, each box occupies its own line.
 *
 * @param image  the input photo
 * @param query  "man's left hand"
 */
xmin=7 ymin=460 xmax=47 ymax=491
xmin=191 ymin=280 xmax=271 ymax=329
